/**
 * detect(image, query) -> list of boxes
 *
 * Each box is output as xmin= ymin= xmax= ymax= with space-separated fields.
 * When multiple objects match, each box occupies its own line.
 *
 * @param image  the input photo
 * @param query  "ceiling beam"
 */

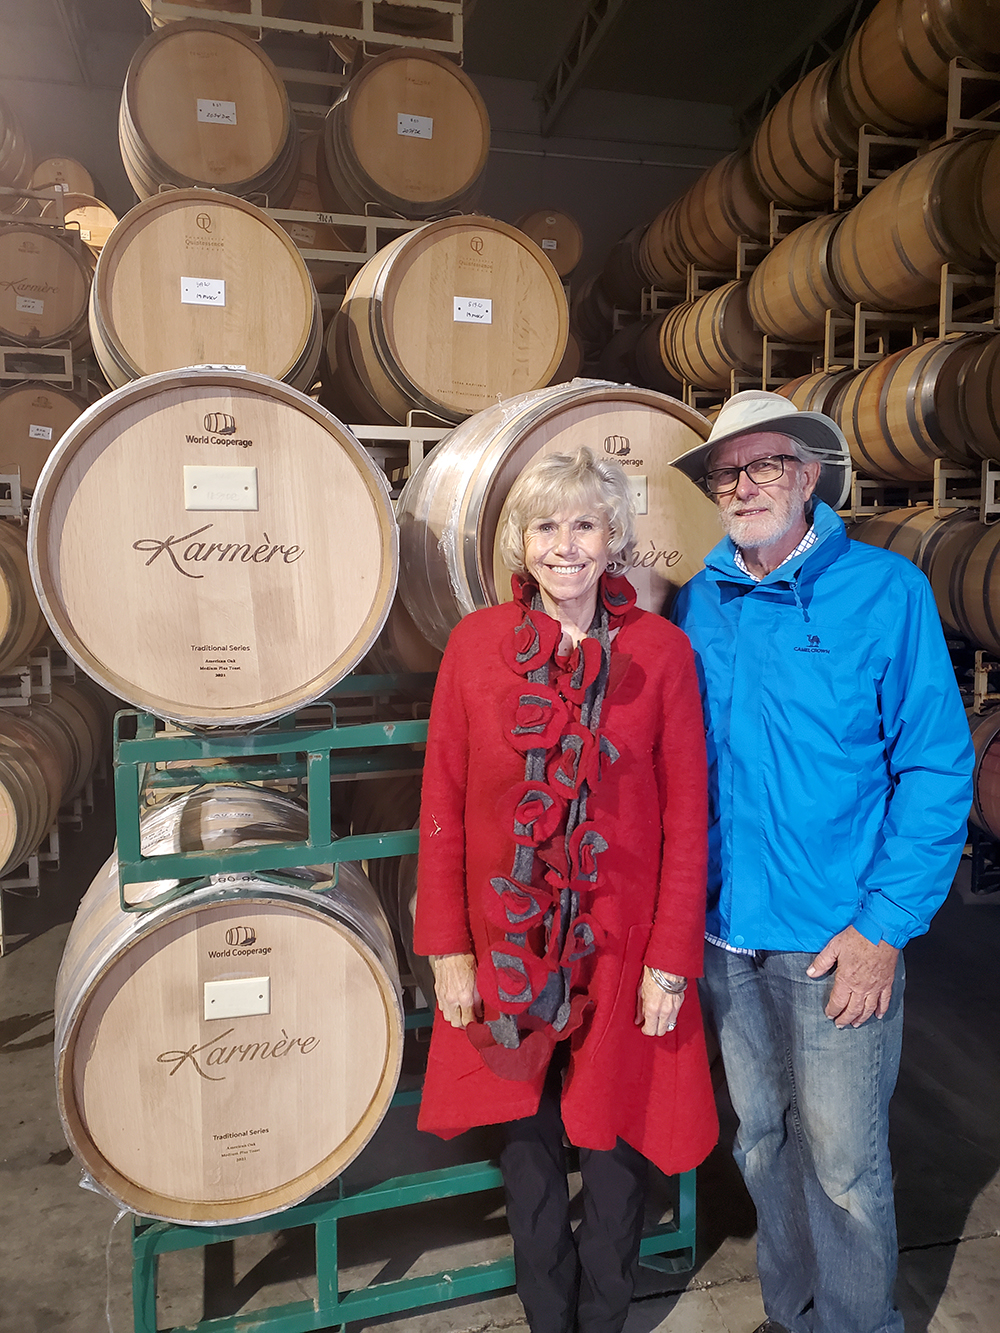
xmin=537 ymin=0 xmax=631 ymax=137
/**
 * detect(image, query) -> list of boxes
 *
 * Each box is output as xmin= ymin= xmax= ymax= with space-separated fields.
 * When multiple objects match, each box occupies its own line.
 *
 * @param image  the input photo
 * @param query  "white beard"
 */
xmin=718 ymin=471 xmax=810 ymax=552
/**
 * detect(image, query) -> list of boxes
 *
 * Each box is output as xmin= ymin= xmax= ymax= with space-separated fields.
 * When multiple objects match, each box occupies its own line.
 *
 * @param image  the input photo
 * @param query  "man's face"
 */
xmin=709 ymin=432 xmax=820 ymax=550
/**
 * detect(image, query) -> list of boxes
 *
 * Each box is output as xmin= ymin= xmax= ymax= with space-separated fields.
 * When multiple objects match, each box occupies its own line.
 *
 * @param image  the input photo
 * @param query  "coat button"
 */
xmin=733 ymin=935 xmax=745 ymax=946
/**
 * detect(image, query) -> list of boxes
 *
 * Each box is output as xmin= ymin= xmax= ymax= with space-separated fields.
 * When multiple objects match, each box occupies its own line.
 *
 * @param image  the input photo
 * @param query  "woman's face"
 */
xmin=523 ymin=504 xmax=612 ymax=618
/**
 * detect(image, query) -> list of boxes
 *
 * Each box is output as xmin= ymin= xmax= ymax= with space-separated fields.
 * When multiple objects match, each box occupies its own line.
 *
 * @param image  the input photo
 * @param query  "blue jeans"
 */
xmin=702 ymin=943 xmax=905 ymax=1333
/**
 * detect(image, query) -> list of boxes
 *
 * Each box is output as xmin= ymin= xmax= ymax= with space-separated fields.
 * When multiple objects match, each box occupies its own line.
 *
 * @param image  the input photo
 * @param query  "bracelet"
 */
xmin=650 ymin=968 xmax=688 ymax=994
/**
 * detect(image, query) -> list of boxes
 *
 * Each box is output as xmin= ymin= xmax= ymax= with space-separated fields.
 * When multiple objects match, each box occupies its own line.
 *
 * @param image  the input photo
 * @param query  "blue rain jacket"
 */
xmin=672 ymin=501 xmax=973 ymax=952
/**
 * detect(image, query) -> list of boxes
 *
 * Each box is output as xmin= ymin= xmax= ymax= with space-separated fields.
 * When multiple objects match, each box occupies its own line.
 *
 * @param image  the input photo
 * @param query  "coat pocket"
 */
xmin=586 ymin=922 xmax=652 ymax=1058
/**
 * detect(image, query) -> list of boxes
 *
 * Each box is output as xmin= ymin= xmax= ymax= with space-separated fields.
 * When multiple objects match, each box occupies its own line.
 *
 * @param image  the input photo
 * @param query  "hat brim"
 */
xmin=670 ymin=410 xmax=852 ymax=510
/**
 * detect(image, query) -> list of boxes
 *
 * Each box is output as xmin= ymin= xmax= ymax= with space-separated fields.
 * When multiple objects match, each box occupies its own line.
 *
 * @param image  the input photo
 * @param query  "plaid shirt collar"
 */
xmin=733 ymin=526 xmax=818 ymax=583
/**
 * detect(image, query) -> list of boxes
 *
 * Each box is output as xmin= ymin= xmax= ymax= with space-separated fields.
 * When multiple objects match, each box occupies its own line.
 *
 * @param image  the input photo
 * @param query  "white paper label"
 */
xmin=288 ymin=224 xmax=317 ymax=245
xmin=397 ymin=112 xmax=433 ymax=139
xmin=29 ymin=423 xmax=53 ymax=441
xmin=197 ymin=98 xmax=237 ymax=126
xmin=453 ymin=296 xmax=493 ymax=325
xmin=54 ymin=182 xmax=69 ymax=192
xmin=541 ymin=238 xmax=558 ymax=250
xmin=79 ymin=229 xmax=92 ymax=241
xmin=16 ymin=295 xmax=44 ymax=315
xmin=181 ymin=276 xmax=226 ymax=306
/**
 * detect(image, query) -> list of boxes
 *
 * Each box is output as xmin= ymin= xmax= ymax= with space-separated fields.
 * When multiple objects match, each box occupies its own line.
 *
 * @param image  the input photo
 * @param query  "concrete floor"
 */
xmin=2 ymin=788 xmax=999 ymax=1333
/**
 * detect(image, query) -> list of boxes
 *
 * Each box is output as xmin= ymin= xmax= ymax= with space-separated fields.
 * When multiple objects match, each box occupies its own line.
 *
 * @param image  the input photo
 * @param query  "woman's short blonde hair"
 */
xmin=497 ymin=447 xmax=638 ymax=576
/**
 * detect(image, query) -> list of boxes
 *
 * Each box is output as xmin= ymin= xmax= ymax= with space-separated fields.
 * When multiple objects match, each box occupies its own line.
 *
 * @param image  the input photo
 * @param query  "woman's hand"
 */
xmin=430 ymin=953 xmax=482 ymax=1028
xmin=636 ymin=966 xmax=685 ymax=1037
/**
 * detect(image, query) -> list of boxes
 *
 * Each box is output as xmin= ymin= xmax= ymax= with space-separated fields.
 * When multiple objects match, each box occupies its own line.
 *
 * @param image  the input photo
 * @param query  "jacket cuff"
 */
xmin=850 ymin=908 xmax=911 ymax=951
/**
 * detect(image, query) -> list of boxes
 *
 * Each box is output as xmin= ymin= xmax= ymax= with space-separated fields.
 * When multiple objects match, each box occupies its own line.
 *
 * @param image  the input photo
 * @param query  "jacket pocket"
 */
xmin=587 ymin=922 xmax=652 ymax=1058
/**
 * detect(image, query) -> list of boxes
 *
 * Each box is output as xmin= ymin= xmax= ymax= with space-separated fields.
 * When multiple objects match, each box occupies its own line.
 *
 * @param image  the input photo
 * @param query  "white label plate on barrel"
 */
xmin=181 ymin=277 xmax=226 ymax=307
xmin=197 ymin=99 xmax=238 ymax=126
xmin=397 ymin=113 xmax=433 ymax=139
xmin=16 ymin=296 xmax=44 ymax=315
xmin=29 ymin=424 xmax=53 ymax=441
xmin=454 ymin=297 xmax=493 ymax=325
xmin=542 ymin=239 xmax=558 ymax=250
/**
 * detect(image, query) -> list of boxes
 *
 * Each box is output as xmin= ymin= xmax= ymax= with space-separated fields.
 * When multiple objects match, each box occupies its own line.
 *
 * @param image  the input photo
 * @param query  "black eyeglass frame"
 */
xmin=703 ymin=453 xmax=801 ymax=496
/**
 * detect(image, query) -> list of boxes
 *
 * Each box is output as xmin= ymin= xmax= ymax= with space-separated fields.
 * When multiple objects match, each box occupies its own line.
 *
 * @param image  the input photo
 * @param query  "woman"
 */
xmin=413 ymin=447 xmax=717 ymax=1333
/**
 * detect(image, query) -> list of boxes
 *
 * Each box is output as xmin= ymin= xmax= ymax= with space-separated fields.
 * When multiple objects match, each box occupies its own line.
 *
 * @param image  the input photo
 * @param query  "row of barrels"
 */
xmin=579 ymin=127 xmax=1000 ymax=394
xmin=119 ymin=19 xmax=489 ymax=224
xmin=0 ymin=673 xmax=112 ymax=878
xmin=576 ymin=0 xmax=1000 ymax=358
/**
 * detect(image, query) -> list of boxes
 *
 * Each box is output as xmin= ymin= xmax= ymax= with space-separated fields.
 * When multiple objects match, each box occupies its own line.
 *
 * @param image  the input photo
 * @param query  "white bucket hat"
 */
xmin=670 ymin=390 xmax=852 ymax=510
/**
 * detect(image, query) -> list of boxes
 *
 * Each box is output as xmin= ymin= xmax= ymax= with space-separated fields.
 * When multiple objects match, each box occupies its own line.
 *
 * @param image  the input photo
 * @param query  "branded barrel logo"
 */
xmin=196 ymin=212 xmax=212 ymax=232
xmin=226 ymin=925 xmax=256 ymax=947
xmin=205 ymin=413 xmax=237 ymax=436
xmin=604 ymin=435 xmax=630 ymax=457
xmin=470 ymin=236 xmax=485 ymax=254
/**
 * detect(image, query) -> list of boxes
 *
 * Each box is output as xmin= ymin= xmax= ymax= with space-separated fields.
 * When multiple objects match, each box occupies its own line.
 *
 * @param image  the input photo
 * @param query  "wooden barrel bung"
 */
xmin=660 ymin=280 xmax=763 ymax=392
xmin=0 ymin=519 xmax=48 ymax=677
xmin=28 ymin=368 xmax=398 ymax=727
xmin=747 ymin=212 xmax=853 ymax=343
xmin=0 ymin=382 xmax=91 ymax=491
xmin=396 ymin=381 xmax=716 ymax=648
xmin=836 ymin=337 xmax=987 ymax=482
xmin=0 ymin=226 xmax=93 ymax=351
xmin=40 ymin=194 xmax=119 ymax=257
xmin=969 ymin=707 xmax=1000 ymax=839
xmin=0 ymin=709 xmax=64 ymax=876
xmin=751 ymin=58 xmax=859 ymax=208
xmin=328 ymin=215 xmax=569 ymax=425
xmin=120 ymin=20 xmax=298 ymax=205
xmin=89 ymin=190 xmax=322 ymax=391
xmin=55 ymin=783 xmax=403 ymax=1225
xmin=675 ymin=149 xmax=770 ymax=269
xmin=830 ymin=135 xmax=994 ymax=312
xmin=837 ymin=0 xmax=1000 ymax=134
xmin=318 ymin=49 xmax=488 ymax=220
xmin=516 ymin=209 xmax=583 ymax=278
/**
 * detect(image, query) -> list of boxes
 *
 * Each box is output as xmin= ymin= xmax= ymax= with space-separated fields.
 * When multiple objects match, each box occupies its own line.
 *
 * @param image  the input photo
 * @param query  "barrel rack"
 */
xmin=112 ymin=676 xmax=697 ymax=1332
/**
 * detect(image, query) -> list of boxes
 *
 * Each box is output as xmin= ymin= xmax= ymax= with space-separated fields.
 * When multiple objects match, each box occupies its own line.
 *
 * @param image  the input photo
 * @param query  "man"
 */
xmin=669 ymin=391 xmax=974 ymax=1333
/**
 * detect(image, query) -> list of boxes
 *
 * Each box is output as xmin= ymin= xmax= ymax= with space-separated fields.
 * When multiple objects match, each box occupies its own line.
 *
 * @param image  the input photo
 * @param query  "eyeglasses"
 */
xmin=703 ymin=454 xmax=800 ymax=496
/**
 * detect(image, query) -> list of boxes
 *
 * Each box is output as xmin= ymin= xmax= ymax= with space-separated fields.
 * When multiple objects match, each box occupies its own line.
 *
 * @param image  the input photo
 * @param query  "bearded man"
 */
xmin=669 ymin=391 xmax=973 ymax=1333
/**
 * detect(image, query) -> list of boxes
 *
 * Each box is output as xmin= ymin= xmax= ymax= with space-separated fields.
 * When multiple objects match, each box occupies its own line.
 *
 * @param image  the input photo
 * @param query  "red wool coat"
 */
xmin=413 ymin=582 xmax=719 ymax=1176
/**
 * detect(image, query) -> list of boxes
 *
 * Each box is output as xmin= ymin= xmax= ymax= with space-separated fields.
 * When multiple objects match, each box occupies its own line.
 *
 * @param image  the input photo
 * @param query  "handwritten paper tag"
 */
xmin=397 ymin=113 xmax=433 ymax=139
xmin=29 ymin=424 xmax=53 ymax=441
xmin=197 ymin=99 xmax=237 ymax=125
xmin=453 ymin=297 xmax=493 ymax=324
xmin=181 ymin=277 xmax=226 ymax=306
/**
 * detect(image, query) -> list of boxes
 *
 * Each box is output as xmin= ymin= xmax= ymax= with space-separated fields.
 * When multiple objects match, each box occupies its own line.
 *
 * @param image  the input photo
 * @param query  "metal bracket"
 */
xmin=933 ymin=457 xmax=978 ymax=515
xmin=946 ymin=57 xmax=1000 ymax=139
xmin=981 ymin=459 xmax=1000 ymax=523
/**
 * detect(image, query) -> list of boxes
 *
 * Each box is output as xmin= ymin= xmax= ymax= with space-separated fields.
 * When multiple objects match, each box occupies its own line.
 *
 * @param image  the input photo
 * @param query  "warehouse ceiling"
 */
xmin=0 ymin=0 xmax=864 ymax=128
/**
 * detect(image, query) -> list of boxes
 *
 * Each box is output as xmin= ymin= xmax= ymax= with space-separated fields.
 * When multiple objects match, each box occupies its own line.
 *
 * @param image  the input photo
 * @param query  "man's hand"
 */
xmin=430 ymin=953 xmax=481 ymax=1028
xmin=635 ymin=966 xmax=685 ymax=1037
xmin=807 ymin=926 xmax=899 ymax=1028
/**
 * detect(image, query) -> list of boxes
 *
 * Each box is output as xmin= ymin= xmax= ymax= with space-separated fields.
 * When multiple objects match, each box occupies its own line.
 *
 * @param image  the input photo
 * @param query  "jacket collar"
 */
xmin=701 ymin=500 xmax=848 ymax=589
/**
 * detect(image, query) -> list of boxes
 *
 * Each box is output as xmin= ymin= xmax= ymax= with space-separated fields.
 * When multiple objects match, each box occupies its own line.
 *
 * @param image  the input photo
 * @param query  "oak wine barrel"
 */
xmin=835 ymin=336 xmax=988 ymax=481
xmin=601 ymin=227 xmax=657 ymax=311
xmin=960 ymin=331 xmax=1000 ymax=463
xmin=640 ymin=199 xmax=688 ymax=294
xmin=317 ymin=50 xmax=489 ymax=220
xmin=775 ymin=367 xmax=859 ymax=417
xmin=660 ymin=280 xmax=763 ymax=392
xmin=396 ymin=380 xmax=716 ymax=647
xmin=141 ymin=0 xmax=286 ymax=26
xmin=0 ymin=710 xmax=64 ymax=876
xmin=516 ymin=209 xmax=584 ymax=278
xmin=837 ymin=0 xmax=1000 ymax=134
xmin=29 ymin=157 xmax=95 ymax=198
xmin=751 ymin=58 xmax=859 ymax=208
xmin=830 ymin=135 xmax=995 ymax=312
xmin=632 ymin=314 xmax=685 ymax=397
xmin=0 ymin=226 xmax=93 ymax=351
xmin=359 ymin=593 xmax=443 ymax=675
xmin=0 ymin=94 xmax=33 ymax=206
xmin=28 ymin=368 xmax=398 ymax=727
xmin=571 ymin=273 xmax=615 ymax=349
xmin=120 ymin=20 xmax=298 ymax=205
xmin=970 ymin=707 xmax=1000 ymax=839
xmin=0 ymin=519 xmax=48 ymax=677
xmin=326 ymin=215 xmax=568 ymax=425
xmin=747 ymin=212 xmax=853 ymax=343
xmin=55 ymin=783 xmax=403 ymax=1225
xmin=89 ymin=190 xmax=322 ymax=392
xmin=0 ymin=382 xmax=92 ymax=491
xmin=548 ymin=329 xmax=585 ymax=385
xmin=674 ymin=149 xmax=770 ymax=269
xmin=976 ymin=134 xmax=1000 ymax=262
xmin=40 ymin=194 xmax=119 ymax=257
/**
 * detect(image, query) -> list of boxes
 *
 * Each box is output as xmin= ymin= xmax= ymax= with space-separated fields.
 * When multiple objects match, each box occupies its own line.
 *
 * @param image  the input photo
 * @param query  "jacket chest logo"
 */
xmin=794 ymin=633 xmax=830 ymax=655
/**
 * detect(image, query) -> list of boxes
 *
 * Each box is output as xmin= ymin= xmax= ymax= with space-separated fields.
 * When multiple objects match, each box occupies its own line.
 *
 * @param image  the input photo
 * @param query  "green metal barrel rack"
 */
xmin=110 ymin=675 xmax=696 ymax=1333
